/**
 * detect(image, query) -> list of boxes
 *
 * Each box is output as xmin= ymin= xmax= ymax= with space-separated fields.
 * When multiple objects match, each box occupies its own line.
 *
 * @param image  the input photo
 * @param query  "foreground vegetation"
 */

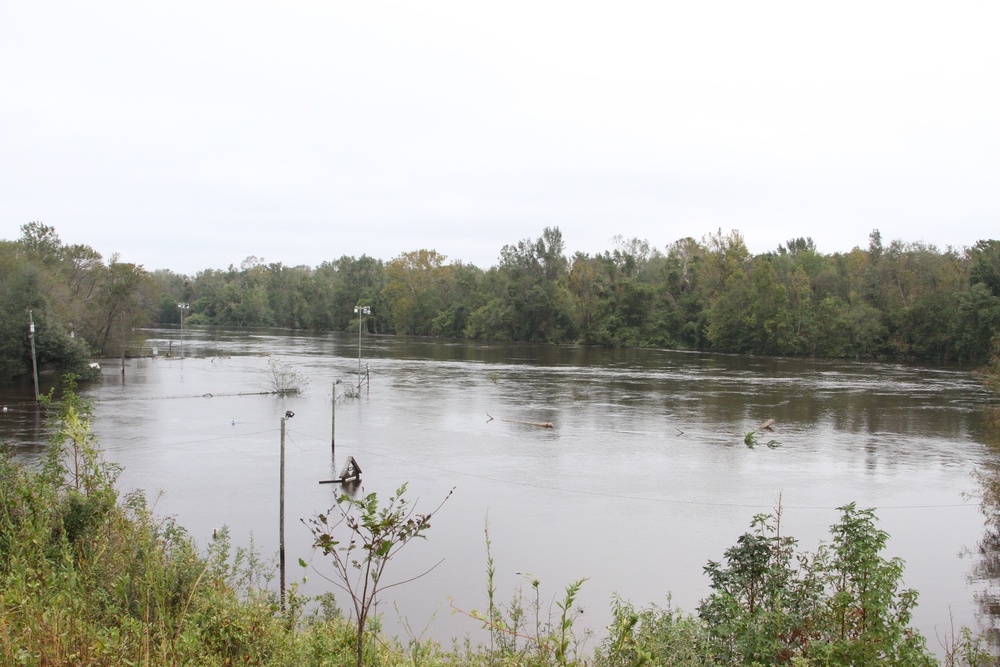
xmin=2 ymin=380 xmax=997 ymax=666
xmin=3 ymin=222 xmax=1000 ymax=384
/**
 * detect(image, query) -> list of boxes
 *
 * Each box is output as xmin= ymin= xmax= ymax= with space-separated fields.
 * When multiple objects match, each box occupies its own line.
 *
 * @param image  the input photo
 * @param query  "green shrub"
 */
xmin=597 ymin=595 xmax=717 ymax=667
xmin=697 ymin=503 xmax=935 ymax=666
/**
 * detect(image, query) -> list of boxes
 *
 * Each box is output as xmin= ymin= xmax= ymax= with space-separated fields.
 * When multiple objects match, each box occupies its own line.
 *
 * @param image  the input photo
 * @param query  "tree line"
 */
xmin=2 ymin=221 xmax=999 ymax=384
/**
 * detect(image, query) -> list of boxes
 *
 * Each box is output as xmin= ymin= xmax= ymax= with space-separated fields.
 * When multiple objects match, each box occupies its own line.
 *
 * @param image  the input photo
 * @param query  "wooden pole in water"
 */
xmin=279 ymin=416 xmax=286 ymax=612
xmin=331 ymin=382 xmax=336 ymax=460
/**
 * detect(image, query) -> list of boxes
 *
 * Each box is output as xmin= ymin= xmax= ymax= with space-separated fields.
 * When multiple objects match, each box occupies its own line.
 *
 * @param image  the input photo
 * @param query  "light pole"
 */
xmin=354 ymin=305 xmax=370 ymax=389
xmin=178 ymin=303 xmax=189 ymax=357
xmin=279 ymin=410 xmax=293 ymax=612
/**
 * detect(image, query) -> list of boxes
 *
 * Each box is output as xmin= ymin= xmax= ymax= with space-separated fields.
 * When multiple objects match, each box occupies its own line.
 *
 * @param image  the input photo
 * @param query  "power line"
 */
xmin=101 ymin=428 xmax=278 ymax=452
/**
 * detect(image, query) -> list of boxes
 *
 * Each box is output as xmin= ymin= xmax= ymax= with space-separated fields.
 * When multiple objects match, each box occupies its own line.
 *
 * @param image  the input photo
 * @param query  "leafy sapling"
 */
xmin=306 ymin=483 xmax=452 ymax=667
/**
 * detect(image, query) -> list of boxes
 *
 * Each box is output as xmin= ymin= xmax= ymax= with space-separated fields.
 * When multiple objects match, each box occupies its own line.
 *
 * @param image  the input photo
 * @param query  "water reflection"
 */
xmin=973 ymin=529 xmax=1000 ymax=646
xmin=971 ymin=411 xmax=1000 ymax=648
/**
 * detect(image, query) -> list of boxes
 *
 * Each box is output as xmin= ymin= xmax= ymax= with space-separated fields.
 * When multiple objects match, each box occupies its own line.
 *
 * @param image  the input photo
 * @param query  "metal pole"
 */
xmin=354 ymin=305 xmax=370 ymax=390
xmin=331 ymin=382 xmax=336 ymax=460
xmin=28 ymin=311 xmax=39 ymax=403
xmin=279 ymin=416 xmax=286 ymax=612
xmin=178 ymin=303 xmax=188 ymax=357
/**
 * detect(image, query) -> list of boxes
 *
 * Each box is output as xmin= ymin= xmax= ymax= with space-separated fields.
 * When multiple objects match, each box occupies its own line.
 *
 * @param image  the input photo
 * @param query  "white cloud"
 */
xmin=2 ymin=1 xmax=997 ymax=274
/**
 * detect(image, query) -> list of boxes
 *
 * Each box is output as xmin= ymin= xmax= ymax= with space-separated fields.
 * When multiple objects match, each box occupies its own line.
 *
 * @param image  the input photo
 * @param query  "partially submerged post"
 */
xmin=279 ymin=415 xmax=287 ymax=611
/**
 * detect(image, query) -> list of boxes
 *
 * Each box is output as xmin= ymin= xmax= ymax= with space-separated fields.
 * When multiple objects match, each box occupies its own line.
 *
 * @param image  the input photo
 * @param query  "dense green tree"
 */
xmin=662 ymin=236 xmax=707 ymax=348
xmin=566 ymin=252 xmax=612 ymax=345
xmin=307 ymin=260 xmax=342 ymax=331
xmin=18 ymin=221 xmax=64 ymax=262
xmin=697 ymin=229 xmax=751 ymax=300
xmin=266 ymin=263 xmax=314 ymax=329
xmin=0 ymin=242 xmax=92 ymax=383
xmin=430 ymin=261 xmax=485 ymax=338
xmin=214 ymin=256 xmax=273 ymax=327
xmin=187 ymin=268 xmax=227 ymax=324
xmin=780 ymin=264 xmax=817 ymax=355
xmin=382 ymin=250 xmax=449 ymax=335
xmin=331 ymin=255 xmax=388 ymax=333
xmin=91 ymin=257 xmax=155 ymax=356
xmin=150 ymin=269 xmax=192 ymax=325
xmin=952 ymin=283 xmax=1000 ymax=363
xmin=466 ymin=227 xmax=575 ymax=343
xmin=970 ymin=239 xmax=1000 ymax=297
xmin=599 ymin=236 xmax=670 ymax=347
xmin=591 ymin=249 xmax=661 ymax=348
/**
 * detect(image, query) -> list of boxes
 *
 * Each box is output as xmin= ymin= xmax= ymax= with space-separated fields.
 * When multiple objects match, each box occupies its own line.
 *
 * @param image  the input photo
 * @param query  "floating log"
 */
xmin=500 ymin=418 xmax=554 ymax=429
xmin=758 ymin=419 xmax=777 ymax=431
xmin=319 ymin=456 xmax=363 ymax=484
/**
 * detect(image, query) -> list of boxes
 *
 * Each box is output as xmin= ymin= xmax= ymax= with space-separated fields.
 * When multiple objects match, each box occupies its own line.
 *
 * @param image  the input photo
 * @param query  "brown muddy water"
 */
xmin=1 ymin=326 xmax=996 ymax=657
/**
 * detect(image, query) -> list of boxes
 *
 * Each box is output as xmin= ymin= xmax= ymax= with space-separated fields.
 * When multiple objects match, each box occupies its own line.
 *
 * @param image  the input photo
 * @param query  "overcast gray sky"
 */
xmin=2 ymin=2 xmax=997 ymax=275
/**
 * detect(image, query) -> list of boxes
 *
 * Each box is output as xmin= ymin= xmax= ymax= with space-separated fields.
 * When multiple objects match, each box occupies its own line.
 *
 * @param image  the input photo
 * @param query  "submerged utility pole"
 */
xmin=354 ymin=305 xmax=370 ymax=390
xmin=28 ymin=311 xmax=39 ymax=403
xmin=178 ymin=302 xmax=188 ymax=357
xmin=279 ymin=415 xmax=287 ymax=612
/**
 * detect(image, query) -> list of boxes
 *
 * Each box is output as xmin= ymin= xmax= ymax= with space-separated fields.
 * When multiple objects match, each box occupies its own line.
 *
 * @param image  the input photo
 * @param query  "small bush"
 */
xmin=263 ymin=357 xmax=309 ymax=396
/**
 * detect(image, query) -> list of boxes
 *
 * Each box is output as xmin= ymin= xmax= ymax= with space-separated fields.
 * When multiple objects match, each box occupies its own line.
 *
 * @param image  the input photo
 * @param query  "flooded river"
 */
xmin=0 ymin=327 xmax=995 ymax=656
